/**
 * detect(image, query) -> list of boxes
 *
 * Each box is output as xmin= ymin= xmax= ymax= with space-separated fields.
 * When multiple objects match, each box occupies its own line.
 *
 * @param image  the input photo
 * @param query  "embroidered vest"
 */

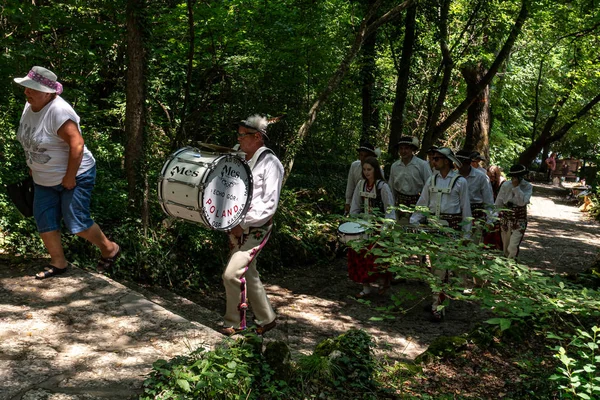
xmin=358 ymin=179 xmax=385 ymax=215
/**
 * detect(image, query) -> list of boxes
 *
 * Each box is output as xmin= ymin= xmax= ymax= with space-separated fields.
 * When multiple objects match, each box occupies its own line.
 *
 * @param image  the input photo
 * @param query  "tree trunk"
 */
xmin=420 ymin=0 xmax=453 ymax=156
xmin=282 ymin=0 xmax=415 ymax=183
xmin=462 ymin=63 xmax=490 ymax=160
xmin=420 ymin=0 xmax=528 ymax=156
xmin=174 ymin=0 xmax=196 ymax=150
xmin=518 ymin=92 xmax=600 ymax=166
xmin=361 ymin=0 xmax=378 ymax=141
xmin=124 ymin=0 xmax=147 ymax=221
xmin=388 ymin=1 xmax=417 ymax=157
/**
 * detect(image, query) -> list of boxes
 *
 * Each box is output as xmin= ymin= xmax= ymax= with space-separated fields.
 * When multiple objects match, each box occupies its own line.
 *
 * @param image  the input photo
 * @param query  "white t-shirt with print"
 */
xmin=17 ymin=96 xmax=95 ymax=186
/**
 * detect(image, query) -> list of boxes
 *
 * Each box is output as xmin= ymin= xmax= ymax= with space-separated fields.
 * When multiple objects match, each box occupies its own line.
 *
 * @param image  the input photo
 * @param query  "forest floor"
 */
xmin=174 ymin=181 xmax=600 ymax=397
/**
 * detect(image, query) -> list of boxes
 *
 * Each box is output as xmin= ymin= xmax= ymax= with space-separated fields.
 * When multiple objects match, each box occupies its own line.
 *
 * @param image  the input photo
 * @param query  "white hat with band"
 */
xmin=14 ymin=66 xmax=63 ymax=95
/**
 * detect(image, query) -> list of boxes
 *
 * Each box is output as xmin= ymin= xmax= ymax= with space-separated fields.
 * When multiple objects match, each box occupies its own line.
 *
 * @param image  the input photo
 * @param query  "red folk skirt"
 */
xmin=347 ymin=244 xmax=391 ymax=284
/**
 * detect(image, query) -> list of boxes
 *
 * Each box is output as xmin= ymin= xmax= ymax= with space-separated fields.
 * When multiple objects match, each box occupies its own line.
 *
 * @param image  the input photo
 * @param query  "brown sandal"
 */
xmin=256 ymin=320 xmax=277 ymax=335
xmin=218 ymin=326 xmax=241 ymax=336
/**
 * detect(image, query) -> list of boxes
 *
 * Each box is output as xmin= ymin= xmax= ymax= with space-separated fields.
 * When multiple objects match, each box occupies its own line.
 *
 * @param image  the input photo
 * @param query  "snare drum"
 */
xmin=158 ymin=147 xmax=253 ymax=231
xmin=338 ymin=221 xmax=369 ymax=244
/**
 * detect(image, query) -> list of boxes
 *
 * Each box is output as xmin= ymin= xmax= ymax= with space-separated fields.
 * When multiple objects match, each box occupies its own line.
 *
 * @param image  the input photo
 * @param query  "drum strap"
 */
xmin=248 ymin=147 xmax=275 ymax=170
xmin=429 ymin=173 xmax=461 ymax=218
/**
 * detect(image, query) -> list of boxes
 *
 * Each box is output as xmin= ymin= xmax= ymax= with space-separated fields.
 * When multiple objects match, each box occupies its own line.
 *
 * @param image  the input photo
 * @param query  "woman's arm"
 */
xmin=57 ymin=120 xmax=84 ymax=189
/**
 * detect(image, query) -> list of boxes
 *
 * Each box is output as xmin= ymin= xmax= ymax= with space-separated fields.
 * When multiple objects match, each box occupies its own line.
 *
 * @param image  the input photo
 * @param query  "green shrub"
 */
xmin=141 ymin=335 xmax=289 ymax=400
xmin=549 ymin=326 xmax=600 ymax=399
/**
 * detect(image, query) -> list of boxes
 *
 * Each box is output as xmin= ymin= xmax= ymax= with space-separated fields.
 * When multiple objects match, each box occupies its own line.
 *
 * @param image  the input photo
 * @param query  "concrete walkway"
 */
xmin=0 ymin=257 xmax=224 ymax=400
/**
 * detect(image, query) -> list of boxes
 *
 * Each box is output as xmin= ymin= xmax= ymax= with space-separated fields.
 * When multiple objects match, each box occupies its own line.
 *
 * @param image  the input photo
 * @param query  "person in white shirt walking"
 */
xmin=410 ymin=148 xmax=471 ymax=321
xmin=494 ymin=164 xmax=533 ymax=259
xmin=13 ymin=66 xmax=120 ymax=279
xmin=388 ymin=136 xmax=432 ymax=223
xmin=219 ymin=114 xmax=283 ymax=336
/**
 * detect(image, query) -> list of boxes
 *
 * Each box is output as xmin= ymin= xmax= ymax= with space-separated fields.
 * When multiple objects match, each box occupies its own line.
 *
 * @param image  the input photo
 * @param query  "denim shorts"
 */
xmin=33 ymin=166 xmax=96 ymax=234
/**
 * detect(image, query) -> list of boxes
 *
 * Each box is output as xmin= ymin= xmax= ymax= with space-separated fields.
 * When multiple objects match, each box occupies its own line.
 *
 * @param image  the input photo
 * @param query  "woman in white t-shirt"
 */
xmin=13 ymin=66 xmax=120 ymax=279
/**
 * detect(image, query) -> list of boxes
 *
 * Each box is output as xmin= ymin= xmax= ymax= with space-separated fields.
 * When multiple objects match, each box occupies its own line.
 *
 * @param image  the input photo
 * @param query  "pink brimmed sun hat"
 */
xmin=14 ymin=66 xmax=63 ymax=95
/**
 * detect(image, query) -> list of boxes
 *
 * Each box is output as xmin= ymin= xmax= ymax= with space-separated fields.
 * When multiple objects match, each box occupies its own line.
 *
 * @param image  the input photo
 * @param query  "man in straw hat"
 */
xmin=13 ymin=66 xmax=120 ymax=279
xmin=494 ymin=164 xmax=532 ymax=259
xmin=344 ymin=141 xmax=384 ymax=215
xmin=410 ymin=147 xmax=471 ymax=321
xmin=388 ymin=136 xmax=432 ymax=223
xmin=219 ymin=114 xmax=282 ymax=336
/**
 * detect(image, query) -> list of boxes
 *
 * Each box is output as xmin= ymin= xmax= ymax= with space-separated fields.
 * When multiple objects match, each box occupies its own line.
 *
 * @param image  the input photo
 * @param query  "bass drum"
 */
xmin=158 ymin=147 xmax=253 ymax=231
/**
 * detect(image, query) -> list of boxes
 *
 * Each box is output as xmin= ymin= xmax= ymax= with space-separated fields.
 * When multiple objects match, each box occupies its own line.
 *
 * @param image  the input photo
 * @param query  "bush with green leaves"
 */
xmin=549 ymin=326 xmax=600 ymax=399
xmin=141 ymin=334 xmax=289 ymax=400
xmin=141 ymin=329 xmax=379 ymax=400
xmin=298 ymin=328 xmax=377 ymax=397
xmin=354 ymin=210 xmax=600 ymax=332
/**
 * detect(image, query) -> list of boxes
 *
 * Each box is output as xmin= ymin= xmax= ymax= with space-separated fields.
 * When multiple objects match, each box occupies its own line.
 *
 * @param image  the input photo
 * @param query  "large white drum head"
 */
xmin=201 ymin=155 xmax=252 ymax=230
xmin=338 ymin=221 xmax=369 ymax=243
xmin=158 ymin=147 xmax=252 ymax=231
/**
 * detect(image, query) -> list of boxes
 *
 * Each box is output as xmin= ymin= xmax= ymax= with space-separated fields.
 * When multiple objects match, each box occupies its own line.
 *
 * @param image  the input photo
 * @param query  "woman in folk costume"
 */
xmin=348 ymin=157 xmax=395 ymax=298
xmin=494 ymin=164 xmax=533 ymax=259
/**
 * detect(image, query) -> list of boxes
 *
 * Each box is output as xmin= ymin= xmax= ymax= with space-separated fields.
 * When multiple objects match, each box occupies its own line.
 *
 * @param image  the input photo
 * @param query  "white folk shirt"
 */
xmin=464 ymin=167 xmax=494 ymax=206
xmin=349 ymin=180 xmax=395 ymax=220
xmin=345 ymin=160 xmax=386 ymax=206
xmin=240 ymin=147 xmax=284 ymax=230
xmin=388 ymin=155 xmax=432 ymax=197
xmin=17 ymin=97 xmax=95 ymax=186
xmin=494 ymin=179 xmax=533 ymax=208
xmin=409 ymin=169 xmax=472 ymax=234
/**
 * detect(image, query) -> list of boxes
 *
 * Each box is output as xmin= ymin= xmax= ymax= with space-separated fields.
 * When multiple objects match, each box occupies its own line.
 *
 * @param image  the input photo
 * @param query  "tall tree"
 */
xmin=282 ymin=0 xmax=416 ymax=182
xmin=420 ymin=0 xmax=529 ymax=157
xmin=361 ymin=0 xmax=379 ymax=141
xmin=388 ymin=1 xmax=417 ymax=157
xmin=124 ymin=0 xmax=148 ymax=223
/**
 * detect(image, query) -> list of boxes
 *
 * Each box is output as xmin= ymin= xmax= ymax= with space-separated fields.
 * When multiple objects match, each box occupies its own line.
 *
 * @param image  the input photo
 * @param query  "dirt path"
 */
xmin=519 ymin=183 xmax=600 ymax=274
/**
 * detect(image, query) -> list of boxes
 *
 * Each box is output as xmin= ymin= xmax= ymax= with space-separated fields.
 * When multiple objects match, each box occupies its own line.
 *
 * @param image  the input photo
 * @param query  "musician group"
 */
xmin=12 ymin=64 xmax=537 ymax=335
xmin=344 ymin=137 xmax=532 ymax=321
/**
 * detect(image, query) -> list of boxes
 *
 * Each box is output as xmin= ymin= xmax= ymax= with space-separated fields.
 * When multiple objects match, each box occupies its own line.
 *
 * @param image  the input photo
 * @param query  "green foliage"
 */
xmin=549 ymin=326 xmax=600 ymax=399
xmin=142 ymin=329 xmax=379 ymax=400
xmin=140 ymin=334 xmax=289 ymax=400
xmin=358 ymin=210 xmax=600 ymax=330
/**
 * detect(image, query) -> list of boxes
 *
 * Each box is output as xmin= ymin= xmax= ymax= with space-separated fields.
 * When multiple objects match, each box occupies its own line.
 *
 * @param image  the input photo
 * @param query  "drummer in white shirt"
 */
xmin=410 ymin=147 xmax=471 ymax=321
xmin=388 ymin=136 xmax=432 ymax=224
xmin=219 ymin=114 xmax=282 ymax=337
